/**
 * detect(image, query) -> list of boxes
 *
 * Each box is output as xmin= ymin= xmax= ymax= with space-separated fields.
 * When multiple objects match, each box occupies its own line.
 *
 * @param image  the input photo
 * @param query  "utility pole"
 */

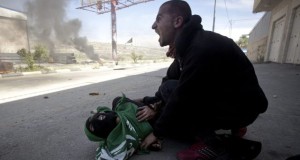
xmin=111 ymin=0 xmax=117 ymax=63
xmin=212 ymin=0 xmax=216 ymax=32
xmin=77 ymin=0 xmax=154 ymax=64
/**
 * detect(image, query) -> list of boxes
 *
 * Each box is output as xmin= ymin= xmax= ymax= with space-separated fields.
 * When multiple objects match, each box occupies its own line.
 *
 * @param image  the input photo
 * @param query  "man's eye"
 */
xmin=98 ymin=115 xmax=106 ymax=120
xmin=156 ymin=16 xmax=161 ymax=22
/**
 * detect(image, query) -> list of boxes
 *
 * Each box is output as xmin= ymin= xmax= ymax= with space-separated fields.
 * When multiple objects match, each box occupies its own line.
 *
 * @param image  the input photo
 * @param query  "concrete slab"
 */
xmin=0 ymin=62 xmax=299 ymax=160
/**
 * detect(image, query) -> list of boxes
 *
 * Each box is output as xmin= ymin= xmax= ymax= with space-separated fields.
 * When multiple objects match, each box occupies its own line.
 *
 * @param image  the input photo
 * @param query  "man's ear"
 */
xmin=173 ymin=16 xmax=184 ymax=28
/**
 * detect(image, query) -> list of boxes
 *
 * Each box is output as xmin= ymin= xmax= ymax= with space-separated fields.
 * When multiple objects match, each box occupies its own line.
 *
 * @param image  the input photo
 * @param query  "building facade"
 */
xmin=0 ymin=6 xmax=29 ymax=63
xmin=0 ymin=6 xmax=29 ymax=53
xmin=248 ymin=0 xmax=300 ymax=64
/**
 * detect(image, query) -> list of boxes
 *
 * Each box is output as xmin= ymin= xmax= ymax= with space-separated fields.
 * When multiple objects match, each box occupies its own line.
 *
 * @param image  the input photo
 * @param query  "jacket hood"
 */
xmin=84 ymin=106 xmax=112 ymax=142
xmin=175 ymin=15 xmax=203 ymax=58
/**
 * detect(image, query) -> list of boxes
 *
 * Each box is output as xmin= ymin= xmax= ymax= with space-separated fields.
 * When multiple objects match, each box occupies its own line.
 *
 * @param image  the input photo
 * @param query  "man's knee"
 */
xmin=159 ymin=80 xmax=178 ymax=102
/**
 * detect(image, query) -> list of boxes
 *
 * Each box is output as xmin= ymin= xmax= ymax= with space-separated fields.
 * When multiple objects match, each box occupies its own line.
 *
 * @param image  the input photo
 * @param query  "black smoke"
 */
xmin=25 ymin=0 xmax=98 ymax=60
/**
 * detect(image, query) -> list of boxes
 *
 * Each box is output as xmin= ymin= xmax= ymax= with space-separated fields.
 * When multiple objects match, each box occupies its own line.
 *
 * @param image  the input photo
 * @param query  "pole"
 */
xmin=212 ymin=0 xmax=216 ymax=32
xmin=111 ymin=0 xmax=118 ymax=64
xmin=25 ymin=19 xmax=31 ymax=53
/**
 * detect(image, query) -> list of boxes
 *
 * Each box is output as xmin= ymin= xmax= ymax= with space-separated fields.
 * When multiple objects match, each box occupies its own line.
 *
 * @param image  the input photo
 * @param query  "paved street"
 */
xmin=0 ymin=62 xmax=170 ymax=104
xmin=0 ymin=62 xmax=299 ymax=160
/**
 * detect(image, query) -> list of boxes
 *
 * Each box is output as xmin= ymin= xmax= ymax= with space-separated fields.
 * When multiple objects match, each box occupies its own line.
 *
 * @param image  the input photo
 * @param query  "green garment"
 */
xmin=84 ymin=96 xmax=153 ymax=160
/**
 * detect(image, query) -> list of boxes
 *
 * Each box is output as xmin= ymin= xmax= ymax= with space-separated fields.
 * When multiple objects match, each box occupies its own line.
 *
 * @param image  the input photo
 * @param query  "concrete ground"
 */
xmin=246 ymin=63 xmax=300 ymax=160
xmin=130 ymin=63 xmax=300 ymax=160
xmin=0 ymin=62 xmax=299 ymax=160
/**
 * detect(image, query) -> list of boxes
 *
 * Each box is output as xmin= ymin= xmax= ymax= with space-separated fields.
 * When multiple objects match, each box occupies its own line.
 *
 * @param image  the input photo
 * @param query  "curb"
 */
xmin=22 ymin=71 xmax=42 ymax=75
xmin=0 ymin=69 xmax=82 ymax=78
xmin=0 ymin=67 xmax=116 ymax=78
xmin=1 ymin=72 xmax=23 ymax=78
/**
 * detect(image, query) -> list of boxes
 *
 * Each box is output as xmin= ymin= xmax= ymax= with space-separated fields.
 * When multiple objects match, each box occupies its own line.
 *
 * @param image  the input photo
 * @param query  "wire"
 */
xmin=223 ymin=0 xmax=231 ymax=37
xmin=223 ymin=0 xmax=230 ymax=23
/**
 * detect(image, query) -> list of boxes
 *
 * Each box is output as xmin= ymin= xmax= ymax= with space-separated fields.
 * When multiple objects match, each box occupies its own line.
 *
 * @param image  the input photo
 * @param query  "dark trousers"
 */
xmin=142 ymin=80 xmax=178 ymax=105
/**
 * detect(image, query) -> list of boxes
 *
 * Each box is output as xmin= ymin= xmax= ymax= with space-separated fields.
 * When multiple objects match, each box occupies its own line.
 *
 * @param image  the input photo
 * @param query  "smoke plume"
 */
xmin=25 ymin=0 xmax=98 ymax=60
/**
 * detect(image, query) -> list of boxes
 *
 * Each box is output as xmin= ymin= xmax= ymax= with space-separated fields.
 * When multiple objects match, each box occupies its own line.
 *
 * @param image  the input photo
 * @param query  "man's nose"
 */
xmin=152 ymin=22 xmax=157 ymax=29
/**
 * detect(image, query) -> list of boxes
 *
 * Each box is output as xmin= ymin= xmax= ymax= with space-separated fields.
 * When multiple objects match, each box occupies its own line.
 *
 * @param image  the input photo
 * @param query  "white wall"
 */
xmin=0 ymin=7 xmax=29 ymax=55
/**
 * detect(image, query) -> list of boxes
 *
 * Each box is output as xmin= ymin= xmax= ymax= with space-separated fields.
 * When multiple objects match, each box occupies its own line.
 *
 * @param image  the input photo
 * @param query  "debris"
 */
xmin=0 ymin=62 xmax=13 ymax=74
xmin=89 ymin=92 xmax=99 ymax=96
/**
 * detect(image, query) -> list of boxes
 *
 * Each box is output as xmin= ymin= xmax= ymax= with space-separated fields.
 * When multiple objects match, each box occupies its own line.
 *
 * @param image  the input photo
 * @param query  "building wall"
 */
xmin=0 ymin=7 xmax=28 ymax=56
xmin=248 ymin=12 xmax=271 ymax=63
xmin=283 ymin=1 xmax=300 ymax=64
xmin=265 ymin=0 xmax=289 ymax=63
xmin=266 ymin=0 xmax=300 ymax=64
xmin=249 ymin=0 xmax=300 ymax=64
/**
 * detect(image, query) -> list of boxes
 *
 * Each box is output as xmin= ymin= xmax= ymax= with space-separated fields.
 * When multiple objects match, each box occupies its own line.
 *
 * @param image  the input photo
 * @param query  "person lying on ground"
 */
xmin=84 ymin=95 xmax=162 ymax=160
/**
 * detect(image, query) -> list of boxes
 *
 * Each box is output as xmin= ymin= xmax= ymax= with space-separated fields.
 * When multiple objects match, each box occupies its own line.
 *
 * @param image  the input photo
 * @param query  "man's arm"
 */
xmin=152 ymin=44 xmax=215 ymax=138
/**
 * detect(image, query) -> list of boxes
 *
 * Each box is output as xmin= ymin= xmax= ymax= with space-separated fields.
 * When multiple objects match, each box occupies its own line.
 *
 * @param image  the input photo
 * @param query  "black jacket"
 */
xmin=153 ymin=15 xmax=268 ymax=138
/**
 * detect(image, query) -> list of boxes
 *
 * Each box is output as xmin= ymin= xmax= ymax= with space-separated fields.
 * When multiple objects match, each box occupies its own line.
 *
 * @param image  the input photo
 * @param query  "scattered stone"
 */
xmin=89 ymin=92 xmax=99 ymax=96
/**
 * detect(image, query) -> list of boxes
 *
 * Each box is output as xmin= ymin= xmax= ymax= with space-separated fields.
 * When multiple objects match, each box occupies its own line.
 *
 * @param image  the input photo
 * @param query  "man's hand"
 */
xmin=140 ymin=132 xmax=157 ymax=149
xmin=136 ymin=105 xmax=156 ymax=122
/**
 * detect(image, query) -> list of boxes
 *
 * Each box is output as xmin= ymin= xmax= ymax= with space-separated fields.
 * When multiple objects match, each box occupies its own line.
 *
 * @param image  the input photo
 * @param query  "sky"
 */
xmin=0 ymin=0 xmax=265 ymax=48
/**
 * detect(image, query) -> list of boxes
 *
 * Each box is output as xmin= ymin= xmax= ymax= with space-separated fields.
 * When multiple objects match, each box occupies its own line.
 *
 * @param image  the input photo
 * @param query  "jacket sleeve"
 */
xmin=153 ymin=44 xmax=213 ymax=137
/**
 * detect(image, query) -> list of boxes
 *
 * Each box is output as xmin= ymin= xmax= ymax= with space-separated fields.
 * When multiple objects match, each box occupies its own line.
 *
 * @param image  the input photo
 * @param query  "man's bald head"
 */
xmin=161 ymin=0 xmax=192 ymax=23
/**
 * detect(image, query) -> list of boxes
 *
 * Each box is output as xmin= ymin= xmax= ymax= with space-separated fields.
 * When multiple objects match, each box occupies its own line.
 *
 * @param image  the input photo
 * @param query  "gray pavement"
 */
xmin=246 ymin=63 xmax=300 ymax=160
xmin=0 ymin=62 xmax=299 ymax=160
xmin=0 ymin=62 xmax=172 ymax=104
xmin=132 ymin=63 xmax=300 ymax=160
